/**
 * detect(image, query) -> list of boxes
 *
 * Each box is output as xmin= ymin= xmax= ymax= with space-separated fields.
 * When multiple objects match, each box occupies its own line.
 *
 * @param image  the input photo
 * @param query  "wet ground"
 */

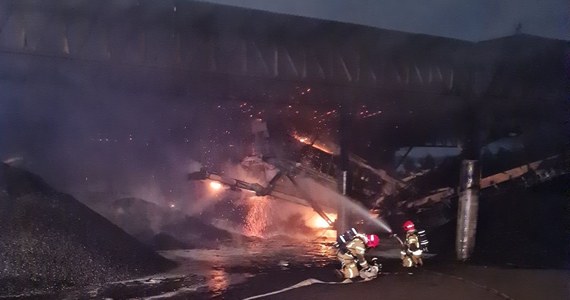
xmin=57 ymin=236 xmax=569 ymax=299
xmin=55 ymin=176 xmax=570 ymax=300
xmin=232 ymin=265 xmax=569 ymax=300
xmin=61 ymin=236 xmax=338 ymax=299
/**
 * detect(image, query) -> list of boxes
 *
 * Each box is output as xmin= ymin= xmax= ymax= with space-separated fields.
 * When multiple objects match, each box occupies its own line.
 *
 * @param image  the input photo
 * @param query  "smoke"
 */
xmin=0 ymin=76 xmax=332 ymax=240
xmin=0 ymin=76 xmax=250 ymax=214
xmin=0 ymin=0 xmax=564 ymax=254
xmin=294 ymin=176 xmax=393 ymax=233
xmin=202 ymin=156 xmax=394 ymax=237
xmin=2 ymin=156 xmax=23 ymax=166
xmin=202 ymin=161 xmax=325 ymax=238
xmin=188 ymin=160 xmax=203 ymax=174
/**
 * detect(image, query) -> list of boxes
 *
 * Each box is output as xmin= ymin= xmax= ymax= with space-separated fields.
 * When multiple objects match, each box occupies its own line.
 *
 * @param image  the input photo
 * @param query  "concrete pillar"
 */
xmin=336 ymin=97 xmax=352 ymax=234
xmin=336 ymin=170 xmax=349 ymax=233
xmin=456 ymin=160 xmax=481 ymax=261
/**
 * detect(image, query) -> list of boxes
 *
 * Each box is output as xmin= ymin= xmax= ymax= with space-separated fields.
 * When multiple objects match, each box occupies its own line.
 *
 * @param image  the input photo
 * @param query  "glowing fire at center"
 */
xmin=309 ymin=213 xmax=337 ymax=229
xmin=291 ymin=132 xmax=334 ymax=154
xmin=209 ymin=181 xmax=223 ymax=191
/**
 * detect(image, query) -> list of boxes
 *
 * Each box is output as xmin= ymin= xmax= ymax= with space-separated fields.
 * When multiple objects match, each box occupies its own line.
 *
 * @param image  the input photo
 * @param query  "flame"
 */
xmin=313 ymin=217 xmax=330 ymax=229
xmin=308 ymin=213 xmax=337 ymax=229
xmin=292 ymin=133 xmax=333 ymax=154
xmin=209 ymin=181 xmax=223 ymax=191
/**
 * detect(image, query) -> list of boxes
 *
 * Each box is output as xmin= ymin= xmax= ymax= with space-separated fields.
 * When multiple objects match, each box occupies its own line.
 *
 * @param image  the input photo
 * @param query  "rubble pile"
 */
xmin=0 ymin=164 xmax=176 ymax=297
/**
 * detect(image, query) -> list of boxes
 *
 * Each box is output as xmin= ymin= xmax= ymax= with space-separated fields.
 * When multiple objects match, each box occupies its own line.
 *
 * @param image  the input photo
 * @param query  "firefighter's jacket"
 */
xmin=337 ymin=234 xmax=369 ymax=269
xmin=402 ymin=231 xmax=423 ymax=257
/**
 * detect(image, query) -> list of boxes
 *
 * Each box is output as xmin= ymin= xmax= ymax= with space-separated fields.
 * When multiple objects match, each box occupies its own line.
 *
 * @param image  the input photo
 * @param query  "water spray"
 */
xmin=335 ymin=194 xmax=393 ymax=233
xmin=293 ymin=176 xmax=393 ymax=234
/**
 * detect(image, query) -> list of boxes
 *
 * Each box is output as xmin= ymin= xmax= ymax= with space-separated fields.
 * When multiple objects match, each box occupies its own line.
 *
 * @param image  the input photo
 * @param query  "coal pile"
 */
xmin=0 ymin=164 xmax=176 ymax=297
xmin=149 ymin=233 xmax=192 ymax=250
xmin=89 ymin=197 xmax=235 ymax=250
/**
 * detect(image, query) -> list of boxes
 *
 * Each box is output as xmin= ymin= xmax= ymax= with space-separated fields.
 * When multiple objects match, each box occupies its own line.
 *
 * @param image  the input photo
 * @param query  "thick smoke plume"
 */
xmin=0 ymin=80 xmax=249 ymax=214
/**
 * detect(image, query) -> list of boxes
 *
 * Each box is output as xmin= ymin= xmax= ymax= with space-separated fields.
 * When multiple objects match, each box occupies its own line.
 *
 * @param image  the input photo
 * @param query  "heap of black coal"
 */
xmin=89 ymin=197 xmax=234 ymax=250
xmin=0 ymin=164 xmax=176 ymax=297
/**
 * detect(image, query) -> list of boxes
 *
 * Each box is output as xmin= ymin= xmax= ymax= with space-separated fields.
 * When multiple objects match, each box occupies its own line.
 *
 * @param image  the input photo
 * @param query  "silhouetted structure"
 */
xmin=0 ymin=1 xmax=565 ymax=164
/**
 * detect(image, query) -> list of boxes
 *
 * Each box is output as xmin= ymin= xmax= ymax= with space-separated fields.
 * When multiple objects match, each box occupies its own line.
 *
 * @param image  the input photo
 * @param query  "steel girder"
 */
xmin=0 ymin=0 xmax=461 ymax=93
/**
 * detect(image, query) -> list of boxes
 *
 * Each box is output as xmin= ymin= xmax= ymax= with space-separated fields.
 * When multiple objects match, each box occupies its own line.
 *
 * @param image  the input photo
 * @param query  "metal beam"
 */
xmin=0 ymin=0 xmax=459 ymax=92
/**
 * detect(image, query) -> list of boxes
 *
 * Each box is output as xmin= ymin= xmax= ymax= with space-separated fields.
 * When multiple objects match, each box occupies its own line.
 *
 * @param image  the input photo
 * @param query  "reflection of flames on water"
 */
xmin=243 ymin=196 xmax=270 ymax=237
xmin=208 ymin=268 xmax=229 ymax=296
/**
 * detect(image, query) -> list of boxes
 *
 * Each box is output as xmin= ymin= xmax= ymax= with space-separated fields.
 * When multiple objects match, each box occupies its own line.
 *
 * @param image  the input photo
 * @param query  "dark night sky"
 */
xmin=204 ymin=0 xmax=569 ymax=41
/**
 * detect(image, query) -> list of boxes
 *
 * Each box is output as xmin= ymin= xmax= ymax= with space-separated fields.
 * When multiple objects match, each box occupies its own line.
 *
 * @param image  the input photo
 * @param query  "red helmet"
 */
xmin=403 ymin=220 xmax=415 ymax=231
xmin=366 ymin=234 xmax=380 ymax=248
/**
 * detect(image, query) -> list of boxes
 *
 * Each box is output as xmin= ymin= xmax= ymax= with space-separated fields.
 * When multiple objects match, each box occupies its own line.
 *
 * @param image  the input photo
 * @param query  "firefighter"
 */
xmin=400 ymin=220 xmax=423 ymax=267
xmin=336 ymin=229 xmax=381 ymax=280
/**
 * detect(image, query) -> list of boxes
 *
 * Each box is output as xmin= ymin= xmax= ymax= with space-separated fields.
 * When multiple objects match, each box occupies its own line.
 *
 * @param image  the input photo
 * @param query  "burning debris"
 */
xmin=187 ymin=119 xmax=404 ymax=233
xmin=187 ymin=115 xmax=569 ymax=255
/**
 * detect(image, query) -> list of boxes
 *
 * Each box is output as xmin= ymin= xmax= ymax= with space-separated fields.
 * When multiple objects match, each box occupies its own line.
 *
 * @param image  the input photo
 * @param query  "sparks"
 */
xmin=292 ymin=132 xmax=334 ymax=154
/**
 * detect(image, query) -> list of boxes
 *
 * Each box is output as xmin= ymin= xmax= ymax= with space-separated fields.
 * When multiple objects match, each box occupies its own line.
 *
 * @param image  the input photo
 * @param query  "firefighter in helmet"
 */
xmin=400 ymin=220 xmax=423 ymax=267
xmin=336 ymin=228 xmax=381 ymax=280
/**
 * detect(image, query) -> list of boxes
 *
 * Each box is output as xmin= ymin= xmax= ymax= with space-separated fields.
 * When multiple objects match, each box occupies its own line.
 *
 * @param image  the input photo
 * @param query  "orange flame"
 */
xmin=308 ymin=213 xmax=337 ymax=229
xmin=209 ymin=181 xmax=223 ymax=191
xmin=292 ymin=133 xmax=333 ymax=154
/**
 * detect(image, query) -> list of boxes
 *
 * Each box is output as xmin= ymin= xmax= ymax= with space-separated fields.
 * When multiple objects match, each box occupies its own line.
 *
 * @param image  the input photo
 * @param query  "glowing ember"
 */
xmin=209 ymin=181 xmax=223 ymax=191
xmin=308 ymin=213 xmax=337 ymax=229
xmin=292 ymin=132 xmax=334 ymax=154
